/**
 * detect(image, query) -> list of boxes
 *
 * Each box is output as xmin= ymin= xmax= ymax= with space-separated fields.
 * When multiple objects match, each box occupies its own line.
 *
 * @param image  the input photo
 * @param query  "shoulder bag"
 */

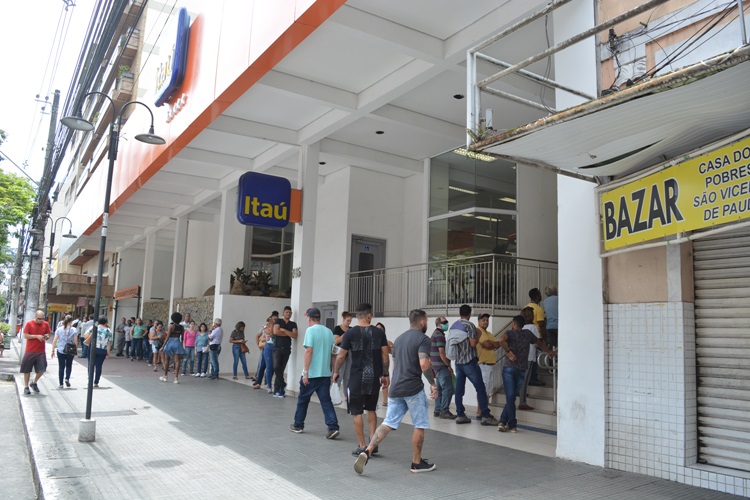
xmin=240 ymin=342 xmax=249 ymax=354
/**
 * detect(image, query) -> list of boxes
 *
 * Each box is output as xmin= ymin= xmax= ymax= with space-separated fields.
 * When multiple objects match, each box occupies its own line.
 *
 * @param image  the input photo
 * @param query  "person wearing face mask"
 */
xmin=430 ymin=316 xmax=455 ymax=419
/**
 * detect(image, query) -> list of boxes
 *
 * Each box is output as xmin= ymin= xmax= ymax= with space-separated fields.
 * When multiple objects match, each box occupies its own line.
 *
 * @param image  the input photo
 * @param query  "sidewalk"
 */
xmin=9 ymin=342 xmax=743 ymax=499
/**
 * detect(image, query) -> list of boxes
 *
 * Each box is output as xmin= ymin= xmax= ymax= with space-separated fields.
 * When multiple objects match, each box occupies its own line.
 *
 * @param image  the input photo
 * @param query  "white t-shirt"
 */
xmin=523 ymin=323 xmax=540 ymax=362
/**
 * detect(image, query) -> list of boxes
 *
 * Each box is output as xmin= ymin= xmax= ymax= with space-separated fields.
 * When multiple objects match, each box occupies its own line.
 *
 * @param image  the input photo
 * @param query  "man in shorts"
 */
xmin=21 ymin=310 xmax=51 ymax=395
xmin=333 ymin=302 xmax=389 ymax=456
xmin=353 ymin=309 xmax=438 ymax=475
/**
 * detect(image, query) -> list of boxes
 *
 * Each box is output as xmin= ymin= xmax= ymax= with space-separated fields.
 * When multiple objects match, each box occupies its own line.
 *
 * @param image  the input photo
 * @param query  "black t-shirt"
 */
xmin=273 ymin=318 xmax=297 ymax=349
xmin=340 ymin=325 xmax=387 ymax=395
xmin=390 ymin=329 xmax=431 ymax=398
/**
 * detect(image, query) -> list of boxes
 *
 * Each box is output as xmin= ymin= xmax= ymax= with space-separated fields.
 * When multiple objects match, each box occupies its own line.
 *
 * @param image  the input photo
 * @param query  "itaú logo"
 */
xmin=236 ymin=172 xmax=291 ymax=228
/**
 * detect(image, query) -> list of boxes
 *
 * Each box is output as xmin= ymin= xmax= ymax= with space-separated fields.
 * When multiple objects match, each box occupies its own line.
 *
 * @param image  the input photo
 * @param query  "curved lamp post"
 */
xmin=44 ymin=216 xmax=76 ymax=316
xmin=61 ymin=91 xmax=165 ymax=441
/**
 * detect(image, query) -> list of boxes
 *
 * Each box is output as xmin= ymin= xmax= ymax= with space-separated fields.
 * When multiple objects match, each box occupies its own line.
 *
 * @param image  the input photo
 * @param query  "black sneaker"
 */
xmin=354 ymin=450 xmax=369 ymax=475
xmin=65 ymin=380 xmax=71 ymax=388
xmin=352 ymin=446 xmax=367 ymax=456
xmin=371 ymin=445 xmax=379 ymax=456
xmin=455 ymin=415 xmax=471 ymax=424
xmin=24 ymin=387 xmax=31 ymax=395
xmin=325 ymin=429 xmax=340 ymax=440
xmin=30 ymin=383 xmax=40 ymax=394
xmin=410 ymin=458 xmax=436 ymax=473
xmin=289 ymin=424 xmax=303 ymax=434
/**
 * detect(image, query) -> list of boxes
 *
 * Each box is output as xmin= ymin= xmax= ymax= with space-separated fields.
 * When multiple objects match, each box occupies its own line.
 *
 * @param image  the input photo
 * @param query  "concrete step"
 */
xmin=488 ymin=399 xmax=558 ymax=429
xmin=492 ymin=392 xmax=556 ymax=413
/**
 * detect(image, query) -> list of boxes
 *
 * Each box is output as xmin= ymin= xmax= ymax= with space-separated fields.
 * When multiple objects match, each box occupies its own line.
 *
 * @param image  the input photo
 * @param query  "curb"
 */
xmin=12 ymin=375 xmax=45 ymax=500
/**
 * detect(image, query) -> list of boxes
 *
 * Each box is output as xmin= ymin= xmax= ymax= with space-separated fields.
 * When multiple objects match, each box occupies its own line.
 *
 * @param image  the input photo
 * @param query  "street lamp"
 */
xmin=61 ymin=91 xmax=165 ymax=442
xmin=44 ymin=217 xmax=76 ymax=316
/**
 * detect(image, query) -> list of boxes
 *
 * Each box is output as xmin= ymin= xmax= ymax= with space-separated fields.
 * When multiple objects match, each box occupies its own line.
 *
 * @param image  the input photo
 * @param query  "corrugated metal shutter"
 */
xmin=694 ymin=226 xmax=750 ymax=472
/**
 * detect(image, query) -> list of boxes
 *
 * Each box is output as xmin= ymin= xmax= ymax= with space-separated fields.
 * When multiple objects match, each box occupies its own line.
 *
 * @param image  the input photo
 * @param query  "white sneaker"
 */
xmin=200 ymin=373 xmax=206 ymax=378
xmin=174 ymin=379 xmax=179 ymax=384
xmin=159 ymin=376 xmax=167 ymax=382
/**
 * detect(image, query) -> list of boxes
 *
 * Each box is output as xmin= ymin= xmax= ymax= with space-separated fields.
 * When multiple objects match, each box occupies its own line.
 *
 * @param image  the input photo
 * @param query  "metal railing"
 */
xmin=348 ymin=253 xmax=557 ymax=317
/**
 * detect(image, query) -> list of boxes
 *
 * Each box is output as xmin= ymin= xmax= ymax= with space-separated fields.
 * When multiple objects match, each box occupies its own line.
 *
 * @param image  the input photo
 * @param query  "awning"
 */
xmin=473 ymin=46 xmax=750 ymax=180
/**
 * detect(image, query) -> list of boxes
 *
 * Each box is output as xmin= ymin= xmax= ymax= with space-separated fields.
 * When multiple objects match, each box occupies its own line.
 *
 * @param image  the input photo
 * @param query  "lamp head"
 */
xmin=135 ymin=125 xmax=166 ymax=145
xmin=63 ymin=229 xmax=77 ymax=239
xmin=61 ymin=115 xmax=95 ymax=132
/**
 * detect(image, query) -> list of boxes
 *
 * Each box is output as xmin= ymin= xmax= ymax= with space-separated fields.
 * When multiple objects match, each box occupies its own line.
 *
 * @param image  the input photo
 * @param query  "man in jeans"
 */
xmin=272 ymin=306 xmax=298 ymax=397
xmin=430 ymin=316 xmax=455 ymax=419
xmin=289 ymin=307 xmax=340 ymax=439
xmin=208 ymin=318 xmax=223 ymax=379
xmin=497 ymin=315 xmax=556 ymax=432
xmin=448 ymin=304 xmax=498 ymax=426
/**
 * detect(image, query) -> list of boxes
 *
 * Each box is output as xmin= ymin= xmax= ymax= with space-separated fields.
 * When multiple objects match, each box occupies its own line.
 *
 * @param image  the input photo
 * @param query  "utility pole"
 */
xmin=8 ymin=228 xmax=26 ymax=337
xmin=23 ymin=90 xmax=59 ymax=325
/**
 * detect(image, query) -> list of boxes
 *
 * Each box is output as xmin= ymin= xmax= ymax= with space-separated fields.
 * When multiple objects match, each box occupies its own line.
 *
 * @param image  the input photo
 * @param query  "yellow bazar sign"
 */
xmin=601 ymin=136 xmax=750 ymax=250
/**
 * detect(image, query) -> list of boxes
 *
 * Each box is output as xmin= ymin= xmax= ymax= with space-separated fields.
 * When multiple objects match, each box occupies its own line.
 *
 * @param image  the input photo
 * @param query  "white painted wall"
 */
xmin=553 ymin=0 xmax=605 ymax=466
xmin=213 ymin=295 xmax=291 ymax=376
xmin=116 ymin=248 xmax=145 ymax=320
xmin=150 ymin=249 xmax=173 ymax=301
xmin=183 ymin=219 xmax=219 ymax=298
xmin=517 ymin=165 xmax=558 ymax=262
xmin=402 ymin=172 xmax=426 ymax=266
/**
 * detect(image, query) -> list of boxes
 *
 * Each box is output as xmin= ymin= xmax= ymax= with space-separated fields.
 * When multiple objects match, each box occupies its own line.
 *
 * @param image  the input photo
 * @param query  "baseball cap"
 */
xmin=306 ymin=307 xmax=321 ymax=319
xmin=477 ymin=313 xmax=491 ymax=320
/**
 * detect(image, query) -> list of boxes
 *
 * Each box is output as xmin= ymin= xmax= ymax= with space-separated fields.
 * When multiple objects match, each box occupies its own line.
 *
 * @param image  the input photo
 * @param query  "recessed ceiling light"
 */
xmin=453 ymin=94 xmax=465 ymax=100
xmin=319 ymin=161 xmax=326 ymax=165
xmin=449 ymin=186 xmax=478 ymax=195
xmin=453 ymin=148 xmax=495 ymax=162
xmin=375 ymin=130 xmax=384 ymax=135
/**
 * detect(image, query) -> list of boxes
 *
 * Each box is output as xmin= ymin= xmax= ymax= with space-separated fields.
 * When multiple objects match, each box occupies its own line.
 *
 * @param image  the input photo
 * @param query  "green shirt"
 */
xmin=302 ymin=324 xmax=334 ymax=378
xmin=132 ymin=325 xmax=147 ymax=338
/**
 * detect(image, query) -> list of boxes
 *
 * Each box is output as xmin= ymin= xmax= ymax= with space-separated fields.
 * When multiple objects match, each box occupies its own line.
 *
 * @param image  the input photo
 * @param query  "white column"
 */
xmin=553 ymin=0 xmax=606 ymax=467
xmin=169 ymin=216 xmax=188 ymax=316
xmin=289 ymin=143 xmax=319 ymax=389
xmin=141 ymin=233 xmax=156 ymax=301
xmin=214 ymin=187 xmax=244 ymax=297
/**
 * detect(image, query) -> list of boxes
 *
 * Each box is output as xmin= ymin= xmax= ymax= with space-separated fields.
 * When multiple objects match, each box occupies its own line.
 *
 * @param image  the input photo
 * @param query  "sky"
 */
xmin=0 ymin=0 xmax=95 ymax=186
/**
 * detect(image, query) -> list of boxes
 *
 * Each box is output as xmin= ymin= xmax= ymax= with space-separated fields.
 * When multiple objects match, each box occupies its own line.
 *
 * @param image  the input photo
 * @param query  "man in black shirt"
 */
xmin=272 ymin=306 xmax=297 ymax=397
xmin=333 ymin=303 xmax=389 ymax=456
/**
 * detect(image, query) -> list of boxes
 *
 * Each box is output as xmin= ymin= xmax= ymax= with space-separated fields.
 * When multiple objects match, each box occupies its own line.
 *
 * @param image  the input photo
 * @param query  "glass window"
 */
xmin=243 ymin=225 xmax=295 ymax=296
xmin=429 ymin=149 xmax=517 ymax=260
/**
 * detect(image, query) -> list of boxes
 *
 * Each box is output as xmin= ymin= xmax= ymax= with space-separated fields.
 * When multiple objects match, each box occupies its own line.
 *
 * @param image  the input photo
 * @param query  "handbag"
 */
xmin=240 ymin=342 xmax=249 ymax=354
xmin=64 ymin=343 xmax=78 ymax=356
xmin=330 ymin=381 xmax=342 ymax=405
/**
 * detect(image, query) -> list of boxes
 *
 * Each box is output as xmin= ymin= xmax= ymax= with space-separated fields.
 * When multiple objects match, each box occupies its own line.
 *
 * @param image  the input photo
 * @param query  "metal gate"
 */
xmin=694 ymin=226 xmax=750 ymax=472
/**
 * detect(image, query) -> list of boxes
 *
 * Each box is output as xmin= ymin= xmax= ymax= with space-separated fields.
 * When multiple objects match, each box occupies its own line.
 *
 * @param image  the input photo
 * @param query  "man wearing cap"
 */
xmin=430 ymin=316 xmax=455 ymax=419
xmin=475 ymin=313 xmax=501 ymax=419
xmin=289 ymin=308 xmax=340 ymax=439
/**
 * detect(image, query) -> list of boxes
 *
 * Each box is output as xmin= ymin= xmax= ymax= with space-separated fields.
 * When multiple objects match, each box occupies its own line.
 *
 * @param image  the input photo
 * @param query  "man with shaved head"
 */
xmin=21 ymin=310 xmax=51 ymax=395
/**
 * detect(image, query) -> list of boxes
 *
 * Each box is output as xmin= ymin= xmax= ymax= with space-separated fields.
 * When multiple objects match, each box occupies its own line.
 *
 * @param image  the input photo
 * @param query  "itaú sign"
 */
xmin=600 ymin=136 xmax=750 ymax=251
xmin=154 ymin=7 xmax=190 ymax=107
xmin=236 ymin=172 xmax=302 ymax=228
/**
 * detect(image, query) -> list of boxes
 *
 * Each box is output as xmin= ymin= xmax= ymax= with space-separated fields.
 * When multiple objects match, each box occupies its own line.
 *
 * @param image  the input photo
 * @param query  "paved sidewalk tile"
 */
xmin=11 ymin=347 xmax=745 ymax=500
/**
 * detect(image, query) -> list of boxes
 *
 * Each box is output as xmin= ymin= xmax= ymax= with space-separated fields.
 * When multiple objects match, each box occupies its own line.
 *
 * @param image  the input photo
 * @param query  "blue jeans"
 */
xmin=196 ymin=349 xmax=209 ymax=374
xmin=501 ymin=366 xmax=526 ymax=430
xmin=91 ymin=348 xmax=107 ymax=384
xmin=232 ymin=344 xmax=249 ymax=377
xmin=209 ymin=346 xmax=221 ymax=378
xmin=182 ymin=346 xmax=195 ymax=374
xmin=293 ymin=376 xmax=339 ymax=431
xmin=256 ymin=351 xmax=266 ymax=381
xmin=434 ymin=368 xmax=454 ymax=414
xmin=263 ymin=343 xmax=274 ymax=388
xmin=132 ymin=338 xmax=144 ymax=359
xmin=454 ymin=358 xmax=490 ymax=418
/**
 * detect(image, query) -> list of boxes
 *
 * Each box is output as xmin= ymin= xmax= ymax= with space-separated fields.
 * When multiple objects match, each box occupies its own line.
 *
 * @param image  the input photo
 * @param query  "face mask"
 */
xmin=441 ymin=323 xmax=448 ymax=331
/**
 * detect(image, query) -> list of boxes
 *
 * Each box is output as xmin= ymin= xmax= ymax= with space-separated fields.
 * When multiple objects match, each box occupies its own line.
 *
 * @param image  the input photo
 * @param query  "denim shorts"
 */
xmin=382 ymin=390 xmax=430 ymax=430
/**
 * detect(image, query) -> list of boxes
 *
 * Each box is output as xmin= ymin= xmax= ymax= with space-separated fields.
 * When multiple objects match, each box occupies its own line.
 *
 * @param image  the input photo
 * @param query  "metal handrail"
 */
xmin=348 ymin=253 xmax=557 ymax=276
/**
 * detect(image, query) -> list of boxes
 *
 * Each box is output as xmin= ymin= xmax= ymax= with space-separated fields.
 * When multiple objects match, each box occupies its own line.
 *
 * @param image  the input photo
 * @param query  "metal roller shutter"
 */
xmin=694 ymin=226 xmax=750 ymax=472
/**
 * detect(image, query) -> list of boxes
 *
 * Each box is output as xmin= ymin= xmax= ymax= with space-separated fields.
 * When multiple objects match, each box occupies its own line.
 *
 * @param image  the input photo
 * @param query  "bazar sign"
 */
xmin=601 ymin=136 xmax=750 ymax=250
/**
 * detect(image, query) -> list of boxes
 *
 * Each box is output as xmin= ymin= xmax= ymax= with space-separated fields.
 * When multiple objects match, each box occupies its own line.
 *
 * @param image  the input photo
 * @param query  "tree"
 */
xmin=0 ymin=170 xmax=36 ymax=265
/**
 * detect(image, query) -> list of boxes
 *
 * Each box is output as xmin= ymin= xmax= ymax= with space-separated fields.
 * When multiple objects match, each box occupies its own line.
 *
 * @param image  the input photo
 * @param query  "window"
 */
xmin=243 ymin=224 xmax=295 ymax=296
xmin=428 ymin=149 xmax=517 ymax=260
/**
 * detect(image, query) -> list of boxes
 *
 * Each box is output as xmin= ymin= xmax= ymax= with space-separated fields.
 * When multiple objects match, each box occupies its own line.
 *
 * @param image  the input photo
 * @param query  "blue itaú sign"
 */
xmin=154 ymin=7 xmax=190 ymax=107
xmin=237 ymin=172 xmax=291 ymax=228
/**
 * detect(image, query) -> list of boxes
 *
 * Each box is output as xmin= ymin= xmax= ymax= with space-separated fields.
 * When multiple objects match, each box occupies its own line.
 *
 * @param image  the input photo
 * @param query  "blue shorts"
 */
xmin=382 ymin=390 xmax=430 ymax=430
xmin=162 ymin=338 xmax=185 ymax=356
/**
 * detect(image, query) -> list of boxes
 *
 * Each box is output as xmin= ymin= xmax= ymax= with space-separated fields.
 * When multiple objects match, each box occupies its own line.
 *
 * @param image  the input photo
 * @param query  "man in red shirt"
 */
xmin=21 ymin=310 xmax=51 ymax=395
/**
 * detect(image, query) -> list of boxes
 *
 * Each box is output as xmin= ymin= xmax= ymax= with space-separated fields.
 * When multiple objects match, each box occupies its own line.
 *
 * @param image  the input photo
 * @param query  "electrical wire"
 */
xmin=539 ymin=14 xmax=554 ymax=113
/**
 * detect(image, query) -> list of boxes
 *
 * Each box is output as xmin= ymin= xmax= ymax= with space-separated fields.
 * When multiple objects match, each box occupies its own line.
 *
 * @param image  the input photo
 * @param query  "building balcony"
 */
xmin=52 ymin=273 xmax=114 ymax=298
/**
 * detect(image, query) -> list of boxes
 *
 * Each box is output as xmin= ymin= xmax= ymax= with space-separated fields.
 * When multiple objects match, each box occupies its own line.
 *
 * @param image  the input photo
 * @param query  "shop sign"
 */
xmin=114 ymin=285 xmax=140 ymax=301
xmin=154 ymin=7 xmax=190 ymax=107
xmin=601 ymin=136 xmax=750 ymax=250
xmin=48 ymin=304 xmax=74 ymax=313
xmin=237 ymin=172 xmax=292 ymax=228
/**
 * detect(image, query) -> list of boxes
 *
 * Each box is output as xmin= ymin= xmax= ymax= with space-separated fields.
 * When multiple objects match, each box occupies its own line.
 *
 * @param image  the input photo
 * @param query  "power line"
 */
xmin=0 ymin=149 xmax=41 ymax=187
